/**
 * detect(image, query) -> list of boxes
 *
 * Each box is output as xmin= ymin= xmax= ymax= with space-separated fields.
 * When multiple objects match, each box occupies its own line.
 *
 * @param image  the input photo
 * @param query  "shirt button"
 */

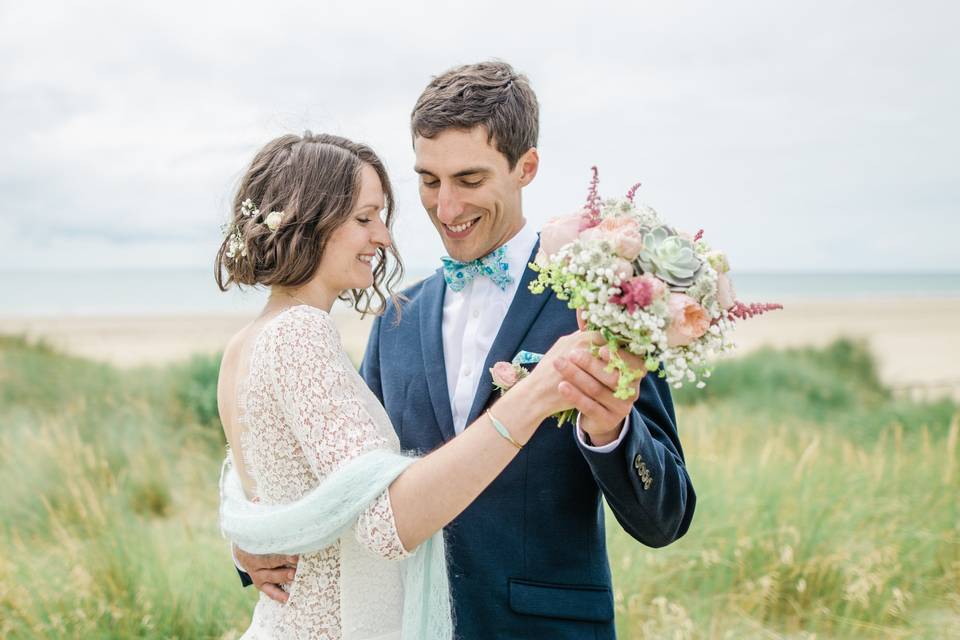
xmin=472 ymin=309 xmax=481 ymax=319
xmin=463 ymin=368 xmax=471 ymax=377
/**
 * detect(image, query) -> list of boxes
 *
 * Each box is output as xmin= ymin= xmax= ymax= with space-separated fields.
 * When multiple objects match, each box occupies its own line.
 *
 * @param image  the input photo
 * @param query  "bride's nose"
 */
xmin=371 ymin=218 xmax=392 ymax=249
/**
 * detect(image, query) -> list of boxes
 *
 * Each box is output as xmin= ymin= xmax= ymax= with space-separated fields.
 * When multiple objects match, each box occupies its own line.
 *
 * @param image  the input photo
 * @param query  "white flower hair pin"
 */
xmin=265 ymin=210 xmax=284 ymax=231
xmin=225 ymin=199 xmax=285 ymax=261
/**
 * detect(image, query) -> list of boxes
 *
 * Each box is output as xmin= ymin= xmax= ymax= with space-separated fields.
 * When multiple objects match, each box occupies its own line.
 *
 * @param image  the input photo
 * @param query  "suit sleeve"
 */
xmin=236 ymin=566 xmax=253 ymax=587
xmin=576 ymin=372 xmax=695 ymax=548
xmin=359 ymin=313 xmax=385 ymax=404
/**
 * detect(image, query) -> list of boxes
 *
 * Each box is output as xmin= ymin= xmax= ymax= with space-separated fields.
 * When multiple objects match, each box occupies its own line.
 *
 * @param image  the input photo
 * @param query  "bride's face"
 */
xmin=316 ymin=164 xmax=391 ymax=293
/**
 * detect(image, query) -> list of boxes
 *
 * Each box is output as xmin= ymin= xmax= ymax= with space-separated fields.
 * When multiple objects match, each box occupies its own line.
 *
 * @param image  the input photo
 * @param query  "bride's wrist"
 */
xmin=504 ymin=376 xmax=554 ymax=425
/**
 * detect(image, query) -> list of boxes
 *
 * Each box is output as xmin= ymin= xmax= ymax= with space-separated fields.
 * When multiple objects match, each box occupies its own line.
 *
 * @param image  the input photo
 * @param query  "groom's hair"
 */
xmin=411 ymin=60 xmax=539 ymax=170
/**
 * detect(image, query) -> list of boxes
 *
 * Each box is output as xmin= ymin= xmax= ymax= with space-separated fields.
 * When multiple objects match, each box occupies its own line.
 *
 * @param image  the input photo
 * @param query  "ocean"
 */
xmin=2 ymin=269 xmax=959 ymax=317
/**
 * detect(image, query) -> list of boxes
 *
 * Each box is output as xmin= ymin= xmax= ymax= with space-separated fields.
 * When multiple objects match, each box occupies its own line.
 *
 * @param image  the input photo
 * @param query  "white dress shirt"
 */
xmin=440 ymin=222 xmax=629 ymax=451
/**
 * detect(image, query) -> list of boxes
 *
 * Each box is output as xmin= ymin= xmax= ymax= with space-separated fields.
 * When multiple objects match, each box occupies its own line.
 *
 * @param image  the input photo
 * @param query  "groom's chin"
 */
xmin=441 ymin=236 xmax=491 ymax=263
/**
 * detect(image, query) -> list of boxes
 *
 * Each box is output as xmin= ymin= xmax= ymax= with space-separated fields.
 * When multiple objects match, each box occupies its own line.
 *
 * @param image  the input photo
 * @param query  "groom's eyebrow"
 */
xmin=413 ymin=166 xmax=490 ymax=178
xmin=451 ymin=167 xmax=490 ymax=178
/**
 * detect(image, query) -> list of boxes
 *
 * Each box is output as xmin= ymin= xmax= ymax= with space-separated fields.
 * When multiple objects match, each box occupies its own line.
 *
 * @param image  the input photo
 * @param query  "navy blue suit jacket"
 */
xmin=359 ymin=245 xmax=695 ymax=639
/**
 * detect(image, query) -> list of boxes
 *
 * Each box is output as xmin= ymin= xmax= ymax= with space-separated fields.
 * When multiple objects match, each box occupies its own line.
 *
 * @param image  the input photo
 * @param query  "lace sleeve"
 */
xmin=268 ymin=307 xmax=410 ymax=560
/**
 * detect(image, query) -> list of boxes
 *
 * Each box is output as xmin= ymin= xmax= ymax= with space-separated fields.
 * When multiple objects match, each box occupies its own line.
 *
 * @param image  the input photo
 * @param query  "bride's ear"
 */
xmin=517 ymin=148 xmax=539 ymax=187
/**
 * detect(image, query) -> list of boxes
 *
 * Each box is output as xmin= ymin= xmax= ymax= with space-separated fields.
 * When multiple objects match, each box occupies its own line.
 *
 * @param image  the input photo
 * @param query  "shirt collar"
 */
xmin=501 ymin=221 xmax=539 ymax=281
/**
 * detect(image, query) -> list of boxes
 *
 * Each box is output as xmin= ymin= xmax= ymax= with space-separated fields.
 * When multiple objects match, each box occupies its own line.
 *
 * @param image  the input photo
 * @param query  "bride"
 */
xmin=214 ymin=132 xmax=595 ymax=639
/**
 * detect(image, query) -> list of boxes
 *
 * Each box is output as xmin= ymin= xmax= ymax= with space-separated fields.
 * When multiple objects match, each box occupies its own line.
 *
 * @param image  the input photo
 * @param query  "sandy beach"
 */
xmin=3 ymin=298 xmax=959 ymax=398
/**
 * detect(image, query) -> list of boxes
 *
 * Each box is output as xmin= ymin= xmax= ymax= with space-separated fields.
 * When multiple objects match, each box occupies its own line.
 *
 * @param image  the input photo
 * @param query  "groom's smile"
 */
xmin=414 ymin=126 xmax=536 ymax=263
xmin=443 ymin=216 xmax=480 ymax=238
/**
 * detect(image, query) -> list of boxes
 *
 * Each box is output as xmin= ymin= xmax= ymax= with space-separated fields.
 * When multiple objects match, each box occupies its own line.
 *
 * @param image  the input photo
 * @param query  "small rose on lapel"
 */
xmin=490 ymin=361 xmax=527 ymax=392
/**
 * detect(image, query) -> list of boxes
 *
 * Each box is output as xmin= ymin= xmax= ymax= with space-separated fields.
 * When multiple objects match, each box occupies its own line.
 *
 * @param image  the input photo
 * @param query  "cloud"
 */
xmin=1 ymin=0 xmax=957 ymax=272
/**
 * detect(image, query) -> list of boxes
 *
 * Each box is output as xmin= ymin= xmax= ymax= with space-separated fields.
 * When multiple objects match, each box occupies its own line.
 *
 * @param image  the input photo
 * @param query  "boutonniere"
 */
xmin=489 ymin=351 xmax=542 ymax=392
xmin=489 ymin=350 xmax=576 ymax=427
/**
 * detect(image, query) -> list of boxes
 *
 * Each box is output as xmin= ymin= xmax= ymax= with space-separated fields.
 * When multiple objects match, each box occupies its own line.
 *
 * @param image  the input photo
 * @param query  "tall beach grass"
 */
xmin=0 ymin=335 xmax=957 ymax=638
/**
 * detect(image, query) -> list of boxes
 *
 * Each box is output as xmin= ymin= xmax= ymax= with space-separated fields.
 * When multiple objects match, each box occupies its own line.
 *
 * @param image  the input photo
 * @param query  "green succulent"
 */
xmin=635 ymin=225 xmax=702 ymax=288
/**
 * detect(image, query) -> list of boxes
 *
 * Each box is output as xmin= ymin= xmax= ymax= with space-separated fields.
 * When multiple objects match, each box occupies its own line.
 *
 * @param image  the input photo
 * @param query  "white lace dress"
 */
xmin=235 ymin=305 xmax=409 ymax=640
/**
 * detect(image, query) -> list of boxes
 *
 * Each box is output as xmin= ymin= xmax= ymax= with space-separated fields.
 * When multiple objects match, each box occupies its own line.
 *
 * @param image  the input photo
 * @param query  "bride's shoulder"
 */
xmin=261 ymin=305 xmax=341 ymax=349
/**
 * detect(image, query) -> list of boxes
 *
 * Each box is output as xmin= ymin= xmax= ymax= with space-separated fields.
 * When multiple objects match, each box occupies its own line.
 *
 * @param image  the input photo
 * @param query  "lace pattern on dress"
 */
xmin=235 ymin=306 xmax=408 ymax=639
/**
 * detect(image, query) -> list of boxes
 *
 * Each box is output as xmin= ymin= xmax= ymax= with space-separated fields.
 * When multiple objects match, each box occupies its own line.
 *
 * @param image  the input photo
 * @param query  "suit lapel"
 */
xmin=419 ymin=271 xmax=458 ymax=442
xmin=466 ymin=240 xmax=551 ymax=426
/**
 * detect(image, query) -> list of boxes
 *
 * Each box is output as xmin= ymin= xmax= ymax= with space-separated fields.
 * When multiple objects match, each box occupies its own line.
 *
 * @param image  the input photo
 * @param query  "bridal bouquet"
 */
xmin=491 ymin=168 xmax=781 ymax=425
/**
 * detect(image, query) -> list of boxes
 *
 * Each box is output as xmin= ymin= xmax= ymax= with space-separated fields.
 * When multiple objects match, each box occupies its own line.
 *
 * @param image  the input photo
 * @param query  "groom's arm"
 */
xmin=583 ymin=373 xmax=695 ymax=547
xmin=558 ymin=356 xmax=695 ymax=548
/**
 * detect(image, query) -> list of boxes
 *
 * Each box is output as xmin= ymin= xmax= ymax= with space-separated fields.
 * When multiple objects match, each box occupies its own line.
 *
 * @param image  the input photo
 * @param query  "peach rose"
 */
xmin=599 ymin=216 xmax=641 ymax=234
xmin=666 ymin=293 xmax=711 ymax=347
xmin=490 ymin=362 xmax=520 ymax=389
xmin=716 ymin=272 xmax=736 ymax=310
xmin=540 ymin=213 xmax=583 ymax=258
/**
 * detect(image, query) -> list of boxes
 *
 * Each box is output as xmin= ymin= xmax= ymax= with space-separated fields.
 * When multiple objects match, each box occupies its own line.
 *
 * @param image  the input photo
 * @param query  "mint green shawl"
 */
xmin=220 ymin=449 xmax=452 ymax=639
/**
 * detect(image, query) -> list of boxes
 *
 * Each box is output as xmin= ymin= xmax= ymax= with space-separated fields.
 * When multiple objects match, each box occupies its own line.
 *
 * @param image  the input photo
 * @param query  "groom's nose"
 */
xmin=436 ymin=184 xmax=465 ymax=223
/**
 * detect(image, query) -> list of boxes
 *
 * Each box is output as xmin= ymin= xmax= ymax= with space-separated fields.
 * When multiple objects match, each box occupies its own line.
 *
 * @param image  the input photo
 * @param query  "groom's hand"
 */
xmin=234 ymin=545 xmax=299 ymax=603
xmin=554 ymin=346 xmax=646 ymax=446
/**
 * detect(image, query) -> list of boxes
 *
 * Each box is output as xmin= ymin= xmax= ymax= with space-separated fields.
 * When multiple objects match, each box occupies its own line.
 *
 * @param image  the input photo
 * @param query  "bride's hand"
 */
xmin=511 ymin=331 xmax=605 ymax=418
xmin=234 ymin=545 xmax=299 ymax=604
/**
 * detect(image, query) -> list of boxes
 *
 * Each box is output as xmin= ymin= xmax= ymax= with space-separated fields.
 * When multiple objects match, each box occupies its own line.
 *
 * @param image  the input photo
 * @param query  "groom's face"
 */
xmin=414 ymin=126 xmax=537 ymax=262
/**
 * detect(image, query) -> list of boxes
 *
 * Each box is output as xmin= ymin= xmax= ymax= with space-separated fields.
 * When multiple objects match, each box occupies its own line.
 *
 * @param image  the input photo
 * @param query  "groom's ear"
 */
xmin=516 ymin=147 xmax=539 ymax=187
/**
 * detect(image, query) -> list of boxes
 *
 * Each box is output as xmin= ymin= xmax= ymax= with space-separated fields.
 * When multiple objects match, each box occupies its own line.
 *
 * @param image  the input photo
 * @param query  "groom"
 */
xmin=239 ymin=61 xmax=695 ymax=638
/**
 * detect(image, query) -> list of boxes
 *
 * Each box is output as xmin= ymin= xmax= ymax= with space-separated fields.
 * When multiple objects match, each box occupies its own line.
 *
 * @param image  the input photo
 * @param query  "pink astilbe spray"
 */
xmin=625 ymin=182 xmax=643 ymax=204
xmin=693 ymin=229 xmax=704 ymax=242
xmin=610 ymin=277 xmax=659 ymax=314
xmin=579 ymin=166 xmax=603 ymax=231
xmin=726 ymin=301 xmax=784 ymax=321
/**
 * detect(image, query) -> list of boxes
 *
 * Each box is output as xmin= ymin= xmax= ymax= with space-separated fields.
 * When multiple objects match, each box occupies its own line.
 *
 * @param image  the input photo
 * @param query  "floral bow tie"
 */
xmin=441 ymin=245 xmax=513 ymax=292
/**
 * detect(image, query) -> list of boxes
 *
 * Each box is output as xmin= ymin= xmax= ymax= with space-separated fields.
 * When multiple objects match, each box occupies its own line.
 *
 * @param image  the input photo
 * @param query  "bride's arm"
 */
xmin=387 ymin=374 xmax=555 ymax=551
xmin=385 ymin=333 xmax=591 ymax=551
xmin=268 ymin=308 xmax=595 ymax=555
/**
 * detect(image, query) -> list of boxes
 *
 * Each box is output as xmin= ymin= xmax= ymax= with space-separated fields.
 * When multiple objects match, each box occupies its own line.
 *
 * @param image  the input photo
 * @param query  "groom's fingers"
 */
xmin=568 ymin=349 xmax=620 ymax=391
xmin=554 ymin=353 xmax=612 ymax=397
xmin=253 ymin=567 xmax=297 ymax=585
xmin=258 ymin=582 xmax=290 ymax=604
xmin=558 ymin=381 xmax=616 ymax=424
xmin=238 ymin=550 xmax=298 ymax=572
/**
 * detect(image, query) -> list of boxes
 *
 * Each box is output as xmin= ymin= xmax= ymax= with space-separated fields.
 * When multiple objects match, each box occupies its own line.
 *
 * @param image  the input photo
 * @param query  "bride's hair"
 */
xmin=215 ymin=132 xmax=404 ymax=316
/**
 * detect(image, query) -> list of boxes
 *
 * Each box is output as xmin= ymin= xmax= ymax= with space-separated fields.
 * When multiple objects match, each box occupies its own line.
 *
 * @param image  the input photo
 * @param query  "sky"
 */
xmin=1 ymin=0 xmax=957 ymax=275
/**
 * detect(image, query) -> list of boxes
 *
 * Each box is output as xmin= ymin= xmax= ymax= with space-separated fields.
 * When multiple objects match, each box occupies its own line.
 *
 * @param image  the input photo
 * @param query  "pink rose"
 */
xmin=540 ymin=212 xmax=584 ymax=258
xmin=611 ymin=258 xmax=634 ymax=281
xmin=490 ymin=362 xmax=520 ymax=389
xmin=614 ymin=229 xmax=644 ymax=260
xmin=666 ymin=293 xmax=711 ymax=347
xmin=610 ymin=274 xmax=667 ymax=313
xmin=716 ymin=272 xmax=736 ymax=310
xmin=578 ymin=226 xmax=603 ymax=243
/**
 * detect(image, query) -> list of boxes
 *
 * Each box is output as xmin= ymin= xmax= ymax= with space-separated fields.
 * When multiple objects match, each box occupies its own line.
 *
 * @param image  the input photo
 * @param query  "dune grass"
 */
xmin=0 ymin=334 xmax=956 ymax=638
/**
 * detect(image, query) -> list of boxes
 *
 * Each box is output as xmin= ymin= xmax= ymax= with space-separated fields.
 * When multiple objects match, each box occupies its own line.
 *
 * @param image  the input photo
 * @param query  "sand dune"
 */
xmin=3 ymin=298 xmax=958 ymax=398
